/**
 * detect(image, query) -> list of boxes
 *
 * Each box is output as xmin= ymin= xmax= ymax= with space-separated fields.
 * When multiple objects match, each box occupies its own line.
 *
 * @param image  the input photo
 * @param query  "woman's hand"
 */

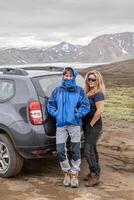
xmin=90 ymin=122 xmax=94 ymax=127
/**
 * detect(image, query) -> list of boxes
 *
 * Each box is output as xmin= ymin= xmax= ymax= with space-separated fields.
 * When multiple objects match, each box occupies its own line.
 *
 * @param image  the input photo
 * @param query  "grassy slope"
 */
xmin=81 ymin=59 xmax=134 ymax=122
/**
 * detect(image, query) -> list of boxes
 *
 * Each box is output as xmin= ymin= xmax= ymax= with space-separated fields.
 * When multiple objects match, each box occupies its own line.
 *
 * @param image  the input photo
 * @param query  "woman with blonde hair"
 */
xmin=83 ymin=70 xmax=105 ymax=187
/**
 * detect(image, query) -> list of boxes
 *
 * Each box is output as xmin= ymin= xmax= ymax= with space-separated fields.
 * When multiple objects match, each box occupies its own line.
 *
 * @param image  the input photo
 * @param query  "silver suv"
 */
xmin=0 ymin=67 xmax=84 ymax=177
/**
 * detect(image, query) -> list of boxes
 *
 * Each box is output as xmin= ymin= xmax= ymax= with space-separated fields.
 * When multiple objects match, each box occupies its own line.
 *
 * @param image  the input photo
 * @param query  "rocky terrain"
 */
xmin=0 ymin=59 xmax=133 ymax=200
xmin=0 ymin=118 xmax=133 ymax=200
xmin=82 ymin=58 xmax=134 ymax=86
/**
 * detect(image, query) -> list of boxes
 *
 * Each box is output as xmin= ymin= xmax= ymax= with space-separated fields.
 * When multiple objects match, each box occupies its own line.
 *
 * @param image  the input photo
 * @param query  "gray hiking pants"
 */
xmin=56 ymin=125 xmax=81 ymax=175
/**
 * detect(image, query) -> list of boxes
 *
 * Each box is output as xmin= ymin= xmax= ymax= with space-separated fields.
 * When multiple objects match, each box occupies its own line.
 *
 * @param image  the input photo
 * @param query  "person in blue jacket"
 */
xmin=47 ymin=67 xmax=90 ymax=188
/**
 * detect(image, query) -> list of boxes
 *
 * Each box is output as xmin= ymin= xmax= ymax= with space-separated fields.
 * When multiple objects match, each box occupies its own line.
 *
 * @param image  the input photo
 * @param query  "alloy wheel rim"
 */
xmin=0 ymin=142 xmax=10 ymax=172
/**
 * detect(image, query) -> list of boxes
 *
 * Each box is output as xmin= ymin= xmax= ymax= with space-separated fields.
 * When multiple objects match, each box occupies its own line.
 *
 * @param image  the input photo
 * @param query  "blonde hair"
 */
xmin=85 ymin=70 xmax=105 ymax=96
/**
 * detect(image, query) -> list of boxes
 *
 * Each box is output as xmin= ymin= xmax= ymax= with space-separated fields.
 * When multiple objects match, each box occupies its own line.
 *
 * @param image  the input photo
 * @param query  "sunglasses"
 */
xmin=87 ymin=77 xmax=96 ymax=82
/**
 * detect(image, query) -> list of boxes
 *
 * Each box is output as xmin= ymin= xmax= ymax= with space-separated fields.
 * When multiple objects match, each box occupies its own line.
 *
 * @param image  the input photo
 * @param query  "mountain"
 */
xmin=0 ymin=48 xmax=45 ymax=65
xmin=0 ymin=42 xmax=81 ymax=65
xmin=43 ymin=41 xmax=81 ymax=62
xmin=0 ymin=32 xmax=134 ymax=65
xmin=78 ymin=32 xmax=134 ymax=62
xmin=81 ymin=58 xmax=134 ymax=87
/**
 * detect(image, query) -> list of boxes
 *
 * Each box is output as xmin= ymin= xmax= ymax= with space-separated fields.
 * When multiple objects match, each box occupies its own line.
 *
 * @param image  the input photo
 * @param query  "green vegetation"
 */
xmin=104 ymin=86 xmax=134 ymax=122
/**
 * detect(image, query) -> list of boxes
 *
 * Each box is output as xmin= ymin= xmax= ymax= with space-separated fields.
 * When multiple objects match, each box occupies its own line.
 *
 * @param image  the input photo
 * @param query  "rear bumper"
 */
xmin=17 ymin=144 xmax=56 ymax=159
xmin=17 ymin=138 xmax=84 ymax=159
xmin=8 ymin=121 xmax=57 ymax=158
xmin=8 ymin=121 xmax=84 ymax=159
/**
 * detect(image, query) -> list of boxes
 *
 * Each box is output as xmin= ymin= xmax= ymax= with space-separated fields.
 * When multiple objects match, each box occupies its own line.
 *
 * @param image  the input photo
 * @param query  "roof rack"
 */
xmin=1 ymin=68 xmax=28 ymax=76
xmin=21 ymin=66 xmax=63 ymax=71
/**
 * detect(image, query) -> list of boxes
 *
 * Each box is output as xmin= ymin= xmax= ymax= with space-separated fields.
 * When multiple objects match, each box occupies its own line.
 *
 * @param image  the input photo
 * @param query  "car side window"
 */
xmin=0 ymin=80 xmax=14 ymax=101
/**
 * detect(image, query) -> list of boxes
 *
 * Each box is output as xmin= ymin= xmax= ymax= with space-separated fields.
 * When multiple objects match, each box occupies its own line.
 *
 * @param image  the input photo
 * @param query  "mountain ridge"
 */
xmin=0 ymin=32 xmax=134 ymax=65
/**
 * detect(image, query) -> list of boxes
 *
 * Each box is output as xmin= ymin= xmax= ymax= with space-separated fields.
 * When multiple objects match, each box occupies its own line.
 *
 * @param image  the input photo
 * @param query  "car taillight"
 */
xmin=29 ymin=101 xmax=43 ymax=125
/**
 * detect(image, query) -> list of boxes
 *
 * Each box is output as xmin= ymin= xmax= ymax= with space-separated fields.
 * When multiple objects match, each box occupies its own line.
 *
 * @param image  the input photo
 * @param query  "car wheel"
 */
xmin=0 ymin=134 xmax=23 ymax=177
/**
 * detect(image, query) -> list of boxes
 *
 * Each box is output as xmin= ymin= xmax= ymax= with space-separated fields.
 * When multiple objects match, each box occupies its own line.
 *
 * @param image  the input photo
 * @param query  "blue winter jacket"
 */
xmin=47 ymin=67 xmax=90 ymax=127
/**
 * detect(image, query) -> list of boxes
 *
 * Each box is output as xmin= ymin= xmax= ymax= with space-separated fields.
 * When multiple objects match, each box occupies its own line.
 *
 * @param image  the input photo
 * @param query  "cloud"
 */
xmin=0 ymin=0 xmax=134 ymax=47
xmin=0 ymin=36 xmax=56 ymax=48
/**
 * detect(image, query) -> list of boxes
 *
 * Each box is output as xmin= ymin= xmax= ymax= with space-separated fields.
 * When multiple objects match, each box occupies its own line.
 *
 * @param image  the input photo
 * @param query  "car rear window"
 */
xmin=34 ymin=74 xmax=85 ymax=97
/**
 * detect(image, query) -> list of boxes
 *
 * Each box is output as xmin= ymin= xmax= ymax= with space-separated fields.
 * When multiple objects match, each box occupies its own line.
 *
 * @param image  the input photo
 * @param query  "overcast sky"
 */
xmin=0 ymin=0 xmax=134 ymax=48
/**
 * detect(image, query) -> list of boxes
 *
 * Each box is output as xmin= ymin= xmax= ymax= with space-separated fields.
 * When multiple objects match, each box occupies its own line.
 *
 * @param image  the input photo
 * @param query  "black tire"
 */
xmin=0 ymin=134 xmax=23 ymax=178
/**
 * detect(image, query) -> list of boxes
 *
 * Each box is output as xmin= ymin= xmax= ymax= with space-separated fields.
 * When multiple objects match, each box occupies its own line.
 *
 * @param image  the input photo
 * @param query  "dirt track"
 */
xmin=0 ymin=118 xmax=133 ymax=200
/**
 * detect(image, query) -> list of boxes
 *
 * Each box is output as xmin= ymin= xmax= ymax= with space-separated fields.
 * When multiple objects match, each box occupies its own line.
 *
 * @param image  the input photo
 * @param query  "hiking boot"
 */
xmin=63 ymin=172 xmax=71 ymax=187
xmin=85 ymin=173 xmax=100 ymax=187
xmin=83 ymin=172 xmax=91 ymax=181
xmin=70 ymin=174 xmax=79 ymax=188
